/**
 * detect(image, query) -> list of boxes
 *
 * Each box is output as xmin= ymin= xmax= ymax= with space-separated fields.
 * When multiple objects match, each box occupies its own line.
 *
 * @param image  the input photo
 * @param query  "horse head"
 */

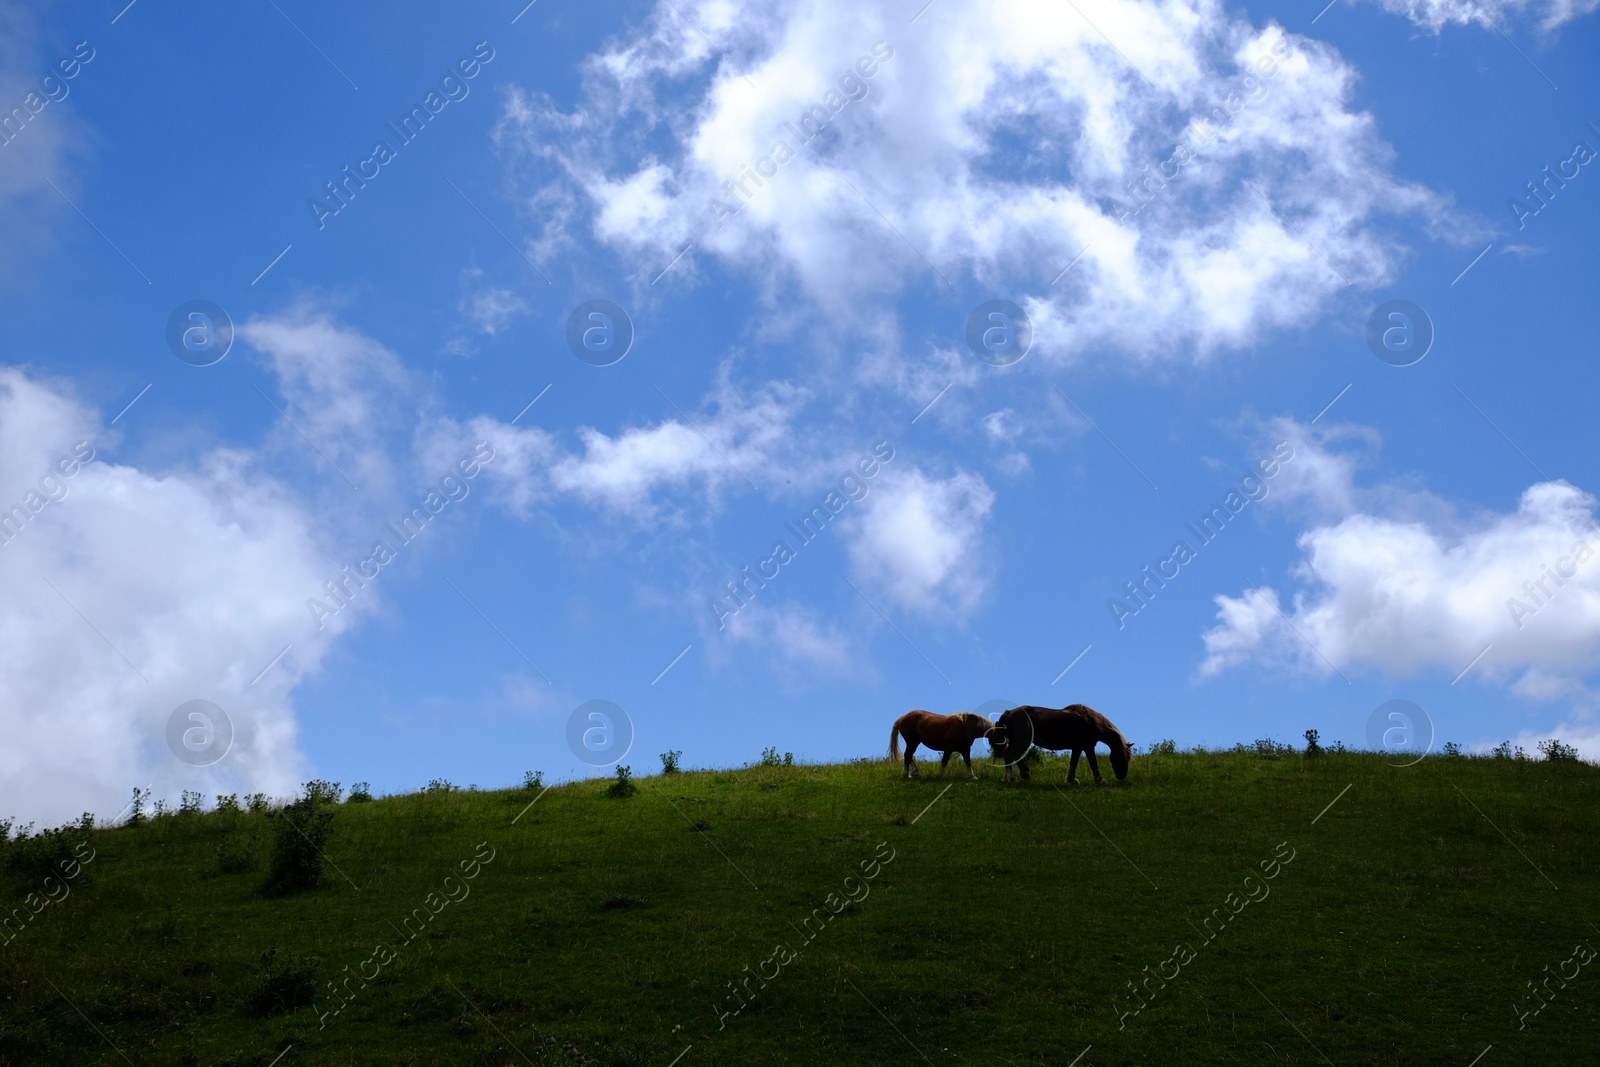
xmin=1109 ymin=735 xmax=1132 ymax=781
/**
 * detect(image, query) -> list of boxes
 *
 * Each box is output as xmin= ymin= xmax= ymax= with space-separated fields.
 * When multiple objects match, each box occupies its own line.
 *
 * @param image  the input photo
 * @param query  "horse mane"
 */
xmin=1074 ymin=704 xmax=1132 ymax=757
xmin=958 ymin=711 xmax=993 ymax=731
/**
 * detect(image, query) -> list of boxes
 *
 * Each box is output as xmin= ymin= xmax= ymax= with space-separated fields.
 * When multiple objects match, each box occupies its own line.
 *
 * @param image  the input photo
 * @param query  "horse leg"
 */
xmin=904 ymin=739 xmax=919 ymax=779
xmin=1067 ymin=749 xmax=1081 ymax=785
xmin=939 ymin=751 xmax=953 ymax=778
xmin=1086 ymin=747 xmax=1105 ymax=785
xmin=961 ymin=746 xmax=976 ymax=779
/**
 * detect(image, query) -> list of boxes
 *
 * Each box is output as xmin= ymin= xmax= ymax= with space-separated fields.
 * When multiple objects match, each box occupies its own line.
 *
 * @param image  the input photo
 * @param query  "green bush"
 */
xmin=606 ymin=765 xmax=638 ymax=799
xmin=1538 ymin=739 xmax=1579 ymax=762
xmin=660 ymin=750 xmax=682 ymax=774
xmin=260 ymin=795 xmax=335 ymax=897
xmin=347 ymin=782 xmax=374 ymax=803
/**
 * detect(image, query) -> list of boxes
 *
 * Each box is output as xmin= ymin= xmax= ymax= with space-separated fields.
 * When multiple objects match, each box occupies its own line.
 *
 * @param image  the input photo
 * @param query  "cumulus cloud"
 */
xmin=1200 ymin=472 xmax=1600 ymax=690
xmin=845 ymin=466 xmax=995 ymax=615
xmin=546 ymin=377 xmax=806 ymax=519
xmin=494 ymin=0 xmax=1453 ymax=362
xmin=0 ymin=369 xmax=336 ymax=828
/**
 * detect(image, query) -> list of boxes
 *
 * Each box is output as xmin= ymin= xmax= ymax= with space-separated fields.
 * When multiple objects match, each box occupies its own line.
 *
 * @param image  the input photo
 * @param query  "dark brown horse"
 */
xmin=889 ymin=710 xmax=995 ymax=780
xmin=988 ymin=704 xmax=1132 ymax=784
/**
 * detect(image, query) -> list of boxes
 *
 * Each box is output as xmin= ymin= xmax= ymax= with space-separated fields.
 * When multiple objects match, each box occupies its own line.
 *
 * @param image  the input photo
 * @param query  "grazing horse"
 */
xmin=989 ymin=704 xmax=1132 ymax=784
xmin=889 ymin=710 xmax=995 ymax=780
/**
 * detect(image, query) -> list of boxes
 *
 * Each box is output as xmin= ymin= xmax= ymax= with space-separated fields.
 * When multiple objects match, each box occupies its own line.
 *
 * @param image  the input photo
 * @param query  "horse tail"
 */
xmin=889 ymin=716 xmax=903 ymax=760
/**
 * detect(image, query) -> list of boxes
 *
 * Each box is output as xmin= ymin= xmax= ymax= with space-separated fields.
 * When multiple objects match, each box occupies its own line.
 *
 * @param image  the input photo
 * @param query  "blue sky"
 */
xmin=1 ymin=0 xmax=1597 ymax=824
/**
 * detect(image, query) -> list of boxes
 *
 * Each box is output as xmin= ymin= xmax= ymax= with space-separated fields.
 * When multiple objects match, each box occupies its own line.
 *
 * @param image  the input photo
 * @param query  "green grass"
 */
xmin=2 ymin=751 xmax=1597 ymax=1065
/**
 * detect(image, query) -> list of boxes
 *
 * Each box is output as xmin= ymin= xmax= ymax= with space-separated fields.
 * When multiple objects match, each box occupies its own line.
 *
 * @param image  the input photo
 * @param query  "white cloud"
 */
xmin=466 ymin=286 xmax=529 ymax=336
xmin=1362 ymin=0 xmax=1597 ymax=33
xmin=1200 ymin=477 xmax=1600 ymax=688
xmin=845 ymin=466 xmax=995 ymax=614
xmin=0 ymin=369 xmax=337 ymax=828
xmin=495 ymin=0 xmax=1456 ymax=362
xmin=0 ymin=9 xmax=93 ymax=271
xmin=724 ymin=602 xmax=855 ymax=674
xmin=240 ymin=304 xmax=414 ymax=498
xmin=547 ymin=376 xmax=806 ymax=519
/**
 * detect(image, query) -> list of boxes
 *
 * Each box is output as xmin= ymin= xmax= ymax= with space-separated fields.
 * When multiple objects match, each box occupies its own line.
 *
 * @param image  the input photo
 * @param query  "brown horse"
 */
xmin=988 ymin=704 xmax=1132 ymax=784
xmin=889 ymin=710 xmax=995 ymax=780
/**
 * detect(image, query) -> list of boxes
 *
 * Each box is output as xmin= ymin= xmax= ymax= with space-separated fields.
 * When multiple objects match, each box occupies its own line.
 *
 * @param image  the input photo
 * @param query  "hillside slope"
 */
xmin=2 ymin=751 xmax=1597 ymax=1066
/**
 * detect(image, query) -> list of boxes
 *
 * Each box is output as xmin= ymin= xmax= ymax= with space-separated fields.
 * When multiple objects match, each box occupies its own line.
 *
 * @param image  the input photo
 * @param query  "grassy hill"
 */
xmin=2 ymin=748 xmax=1597 ymax=1066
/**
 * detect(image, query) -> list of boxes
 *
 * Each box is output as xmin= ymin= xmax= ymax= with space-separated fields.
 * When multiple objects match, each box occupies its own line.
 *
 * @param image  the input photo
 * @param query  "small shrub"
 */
xmin=246 ymin=793 xmax=270 ymax=813
xmin=261 ymin=797 xmax=335 ymax=897
xmin=303 ymin=780 xmax=342 ymax=804
xmin=0 ymin=817 xmax=11 ymax=843
xmin=1304 ymin=729 xmax=1323 ymax=758
xmin=180 ymin=790 xmax=204 ymax=815
xmin=245 ymin=947 xmax=318 ymax=1017
xmin=1491 ymin=741 xmax=1514 ymax=760
xmin=660 ymin=750 xmax=682 ymax=775
xmin=1538 ymin=738 xmax=1579 ymax=762
xmin=215 ymin=794 xmax=241 ymax=814
xmin=523 ymin=771 xmax=544 ymax=791
xmin=759 ymin=746 xmax=782 ymax=767
xmin=1147 ymin=739 xmax=1177 ymax=756
xmin=1024 ymin=745 xmax=1045 ymax=767
xmin=1251 ymin=738 xmax=1293 ymax=759
xmin=127 ymin=786 xmax=149 ymax=828
xmin=152 ymin=799 xmax=169 ymax=819
xmin=423 ymin=778 xmax=459 ymax=794
xmin=1442 ymin=742 xmax=1464 ymax=758
xmin=1329 ymin=740 xmax=1348 ymax=753
xmin=347 ymin=782 xmax=373 ymax=803
xmin=784 ymin=751 xmax=794 ymax=766
xmin=607 ymin=765 xmax=638 ymax=799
